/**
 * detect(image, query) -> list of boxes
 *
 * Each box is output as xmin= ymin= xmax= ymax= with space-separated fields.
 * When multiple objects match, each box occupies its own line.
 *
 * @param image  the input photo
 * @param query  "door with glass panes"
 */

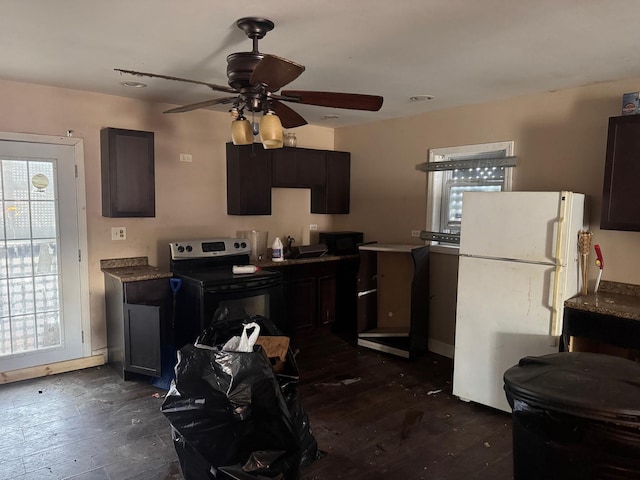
xmin=0 ymin=140 xmax=84 ymax=372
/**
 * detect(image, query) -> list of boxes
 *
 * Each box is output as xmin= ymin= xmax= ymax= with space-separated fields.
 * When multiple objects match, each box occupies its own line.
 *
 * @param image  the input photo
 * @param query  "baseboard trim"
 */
xmin=0 ymin=354 xmax=106 ymax=384
xmin=428 ymin=338 xmax=455 ymax=359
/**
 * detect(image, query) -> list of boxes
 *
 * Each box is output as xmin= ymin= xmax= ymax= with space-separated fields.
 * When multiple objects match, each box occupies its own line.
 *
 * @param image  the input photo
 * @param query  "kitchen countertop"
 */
xmin=255 ymin=253 xmax=359 ymax=268
xmin=359 ymin=243 xmax=427 ymax=253
xmin=100 ymin=257 xmax=172 ymax=282
xmin=564 ymin=280 xmax=640 ymax=321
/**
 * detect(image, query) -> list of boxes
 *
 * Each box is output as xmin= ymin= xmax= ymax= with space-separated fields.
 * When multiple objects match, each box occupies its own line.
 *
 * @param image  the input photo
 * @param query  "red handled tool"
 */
xmin=594 ymin=244 xmax=604 ymax=293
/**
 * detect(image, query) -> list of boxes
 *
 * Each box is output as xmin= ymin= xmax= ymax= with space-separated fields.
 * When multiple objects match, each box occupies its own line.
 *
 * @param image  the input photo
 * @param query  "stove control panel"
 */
xmin=170 ymin=238 xmax=250 ymax=259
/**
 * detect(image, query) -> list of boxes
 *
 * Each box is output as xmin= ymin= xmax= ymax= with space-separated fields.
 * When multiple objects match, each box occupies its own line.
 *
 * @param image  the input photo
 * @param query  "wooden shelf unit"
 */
xmin=356 ymin=244 xmax=430 ymax=358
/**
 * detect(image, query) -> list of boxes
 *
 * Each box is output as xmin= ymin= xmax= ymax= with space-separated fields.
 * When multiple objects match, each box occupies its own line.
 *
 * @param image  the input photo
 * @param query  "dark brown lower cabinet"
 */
xmin=284 ymin=276 xmax=317 ymax=332
xmin=269 ymin=257 xmax=358 ymax=341
xmin=105 ymin=276 xmax=170 ymax=379
xmin=317 ymin=275 xmax=337 ymax=326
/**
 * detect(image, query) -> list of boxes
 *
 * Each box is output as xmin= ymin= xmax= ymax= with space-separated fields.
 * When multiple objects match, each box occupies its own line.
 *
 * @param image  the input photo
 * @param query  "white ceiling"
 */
xmin=2 ymin=1 xmax=640 ymax=128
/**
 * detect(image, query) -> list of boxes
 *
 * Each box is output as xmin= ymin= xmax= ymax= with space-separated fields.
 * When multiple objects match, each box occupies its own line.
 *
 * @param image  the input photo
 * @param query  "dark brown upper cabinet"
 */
xmin=101 ymin=128 xmax=155 ymax=217
xmin=226 ymin=143 xmax=273 ymax=215
xmin=601 ymin=115 xmax=640 ymax=231
xmin=272 ymin=147 xmax=326 ymax=188
xmin=311 ymin=151 xmax=351 ymax=214
xmin=227 ymin=143 xmax=351 ymax=215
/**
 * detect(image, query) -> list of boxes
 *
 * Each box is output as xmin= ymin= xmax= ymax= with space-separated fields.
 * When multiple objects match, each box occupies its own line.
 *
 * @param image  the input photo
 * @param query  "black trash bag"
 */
xmin=162 ymin=307 xmax=318 ymax=480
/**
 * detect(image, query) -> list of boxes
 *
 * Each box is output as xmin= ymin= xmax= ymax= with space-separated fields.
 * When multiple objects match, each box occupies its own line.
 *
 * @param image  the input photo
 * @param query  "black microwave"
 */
xmin=319 ymin=231 xmax=364 ymax=255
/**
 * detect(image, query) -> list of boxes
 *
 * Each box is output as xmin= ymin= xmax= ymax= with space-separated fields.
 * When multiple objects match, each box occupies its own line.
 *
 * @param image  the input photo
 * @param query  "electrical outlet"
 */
xmin=411 ymin=230 xmax=421 ymax=238
xmin=111 ymin=227 xmax=126 ymax=240
xmin=179 ymin=153 xmax=193 ymax=163
xmin=309 ymin=224 xmax=318 ymax=231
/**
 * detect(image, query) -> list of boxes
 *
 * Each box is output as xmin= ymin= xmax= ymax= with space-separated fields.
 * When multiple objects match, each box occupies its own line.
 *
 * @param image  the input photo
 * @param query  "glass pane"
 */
xmin=33 ymin=240 xmax=58 ymax=275
xmin=9 ymin=277 xmax=35 ymax=316
xmin=37 ymin=311 xmax=61 ymax=348
xmin=28 ymin=162 xmax=55 ymax=201
xmin=441 ymin=166 xmax=506 ymax=234
xmin=0 ymin=201 xmax=4 ymax=241
xmin=2 ymin=160 xmax=30 ymax=201
xmin=5 ymin=241 xmax=33 ymax=277
xmin=0 ymin=315 xmax=10 ymax=355
xmin=31 ymin=201 xmax=56 ymax=238
xmin=35 ymin=274 xmax=59 ymax=312
xmin=0 ymin=279 xmax=8 ymax=317
xmin=0 ymin=158 xmax=62 ymax=358
xmin=5 ymin=201 xmax=31 ymax=240
xmin=11 ymin=314 xmax=36 ymax=353
xmin=0 ymin=244 xmax=6 ymax=280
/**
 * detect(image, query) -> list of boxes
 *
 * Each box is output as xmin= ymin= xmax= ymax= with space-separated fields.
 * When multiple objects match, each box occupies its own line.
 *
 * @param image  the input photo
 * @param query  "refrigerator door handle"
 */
xmin=549 ymin=264 xmax=563 ymax=343
xmin=549 ymin=192 xmax=571 ymax=343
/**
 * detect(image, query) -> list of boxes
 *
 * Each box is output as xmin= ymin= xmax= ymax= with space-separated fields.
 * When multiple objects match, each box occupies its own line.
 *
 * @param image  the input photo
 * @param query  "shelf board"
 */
xmin=358 ymin=338 xmax=409 ymax=358
xmin=358 ymin=327 xmax=409 ymax=338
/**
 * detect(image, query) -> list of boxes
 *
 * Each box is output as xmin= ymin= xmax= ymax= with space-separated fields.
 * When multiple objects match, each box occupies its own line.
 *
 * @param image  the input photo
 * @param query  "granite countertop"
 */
xmin=564 ymin=280 xmax=640 ymax=321
xmin=255 ymin=253 xmax=359 ymax=268
xmin=100 ymin=257 xmax=172 ymax=282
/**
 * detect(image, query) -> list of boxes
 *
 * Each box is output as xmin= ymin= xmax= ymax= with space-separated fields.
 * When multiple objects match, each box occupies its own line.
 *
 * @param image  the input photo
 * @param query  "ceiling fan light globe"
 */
xmin=231 ymin=119 xmax=253 ymax=145
xmin=260 ymin=112 xmax=283 ymax=149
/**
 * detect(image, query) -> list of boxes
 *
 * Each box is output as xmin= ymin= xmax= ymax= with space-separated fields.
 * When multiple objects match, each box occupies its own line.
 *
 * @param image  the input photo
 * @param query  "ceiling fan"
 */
xmin=115 ymin=17 xmax=384 ymax=131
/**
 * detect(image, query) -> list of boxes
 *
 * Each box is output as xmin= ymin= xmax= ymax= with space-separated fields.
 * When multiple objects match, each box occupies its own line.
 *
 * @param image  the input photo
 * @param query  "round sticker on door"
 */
xmin=31 ymin=173 xmax=49 ymax=190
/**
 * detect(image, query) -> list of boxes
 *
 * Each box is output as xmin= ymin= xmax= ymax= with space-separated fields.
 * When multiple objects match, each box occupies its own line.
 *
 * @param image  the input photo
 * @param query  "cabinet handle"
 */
xmin=357 ymin=288 xmax=377 ymax=298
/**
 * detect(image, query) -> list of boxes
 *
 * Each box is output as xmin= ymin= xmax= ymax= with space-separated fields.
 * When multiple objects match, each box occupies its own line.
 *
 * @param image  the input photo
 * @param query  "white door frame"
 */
xmin=0 ymin=131 xmax=91 ymax=358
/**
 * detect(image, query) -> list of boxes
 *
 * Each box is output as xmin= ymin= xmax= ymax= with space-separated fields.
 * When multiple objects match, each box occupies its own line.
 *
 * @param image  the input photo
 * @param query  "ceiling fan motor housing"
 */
xmin=226 ymin=52 xmax=264 ymax=91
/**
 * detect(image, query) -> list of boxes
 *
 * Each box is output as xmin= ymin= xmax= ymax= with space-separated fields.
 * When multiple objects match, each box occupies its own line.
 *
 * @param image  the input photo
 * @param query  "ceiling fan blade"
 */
xmin=271 ymin=100 xmax=307 ymax=128
xmin=163 ymin=97 xmax=237 ymax=114
xmin=250 ymin=55 xmax=305 ymax=92
xmin=281 ymin=90 xmax=383 ymax=111
xmin=115 ymin=68 xmax=237 ymax=94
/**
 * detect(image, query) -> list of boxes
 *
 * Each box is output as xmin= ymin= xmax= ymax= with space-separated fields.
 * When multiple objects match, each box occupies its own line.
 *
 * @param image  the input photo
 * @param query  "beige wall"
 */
xmin=0 ymin=78 xmax=337 ymax=354
xmin=3 ymin=74 xmax=640 ymax=358
xmin=335 ymin=75 xmax=640 ymax=284
xmin=334 ymin=76 xmax=640 ymax=350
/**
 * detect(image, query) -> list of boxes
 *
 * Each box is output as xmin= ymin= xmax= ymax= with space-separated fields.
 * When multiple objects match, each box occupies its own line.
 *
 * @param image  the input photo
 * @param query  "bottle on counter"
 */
xmin=272 ymin=237 xmax=284 ymax=262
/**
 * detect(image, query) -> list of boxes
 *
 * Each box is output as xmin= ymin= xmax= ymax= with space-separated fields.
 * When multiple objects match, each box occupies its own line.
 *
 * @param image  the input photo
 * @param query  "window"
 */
xmin=418 ymin=141 xmax=515 ymax=244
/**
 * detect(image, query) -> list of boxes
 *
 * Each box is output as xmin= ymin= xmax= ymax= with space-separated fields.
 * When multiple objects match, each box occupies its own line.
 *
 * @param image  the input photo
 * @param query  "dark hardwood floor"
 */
xmin=0 ymin=332 xmax=513 ymax=480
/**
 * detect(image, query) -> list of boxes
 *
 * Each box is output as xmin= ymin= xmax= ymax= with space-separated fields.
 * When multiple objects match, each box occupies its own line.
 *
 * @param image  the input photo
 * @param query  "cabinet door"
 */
xmin=272 ymin=148 xmax=298 ymax=187
xmin=601 ymin=115 xmax=640 ymax=230
xmin=284 ymin=278 xmax=317 ymax=331
xmin=101 ymin=128 xmax=155 ymax=217
xmin=124 ymin=303 xmax=161 ymax=377
xmin=317 ymin=275 xmax=337 ymax=325
xmin=226 ymin=143 xmax=272 ymax=215
xmin=297 ymin=149 xmax=326 ymax=186
xmin=272 ymin=148 xmax=326 ymax=187
xmin=311 ymin=151 xmax=350 ymax=214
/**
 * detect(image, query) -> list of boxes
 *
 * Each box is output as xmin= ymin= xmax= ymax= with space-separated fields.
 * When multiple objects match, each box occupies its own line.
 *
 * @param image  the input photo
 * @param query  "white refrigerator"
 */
xmin=452 ymin=191 xmax=587 ymax=413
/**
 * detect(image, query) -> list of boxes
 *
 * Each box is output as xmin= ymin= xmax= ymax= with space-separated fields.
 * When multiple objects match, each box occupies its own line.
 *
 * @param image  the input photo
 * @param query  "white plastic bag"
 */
xmin=222 ymin=322 xmax=261 ymax=352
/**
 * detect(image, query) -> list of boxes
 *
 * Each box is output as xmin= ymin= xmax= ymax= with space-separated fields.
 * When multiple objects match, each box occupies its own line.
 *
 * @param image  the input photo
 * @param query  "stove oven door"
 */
xmin=174 ymin=277 xmax=284 ymax=348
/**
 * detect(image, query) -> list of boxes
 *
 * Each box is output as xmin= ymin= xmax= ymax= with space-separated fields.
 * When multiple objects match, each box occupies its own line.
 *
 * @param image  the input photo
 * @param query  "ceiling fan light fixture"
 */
xmin=260 ymin=111 xmax=283 ymax=149
xmin=231 ymin=118 xmax=253 ymax=145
